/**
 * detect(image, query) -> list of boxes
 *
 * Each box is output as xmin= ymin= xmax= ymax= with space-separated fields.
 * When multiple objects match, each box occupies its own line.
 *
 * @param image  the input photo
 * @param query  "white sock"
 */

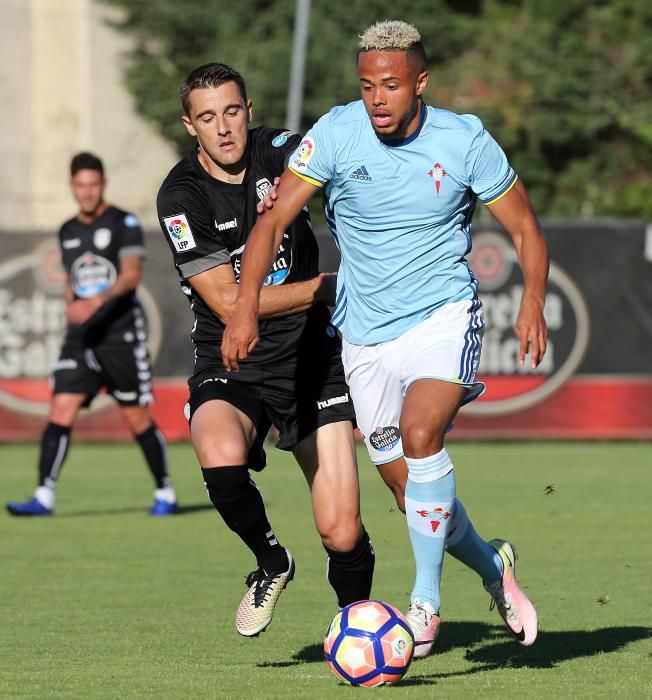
xmin=154 ymin=486 xmax=177 ymax=503
xmin=35 ymin=485 xmax=55 ymax=510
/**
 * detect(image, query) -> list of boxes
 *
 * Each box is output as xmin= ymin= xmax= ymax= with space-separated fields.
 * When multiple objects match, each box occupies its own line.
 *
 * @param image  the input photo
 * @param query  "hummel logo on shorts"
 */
xmin=349 ymin=165 xmax=372 ymax=181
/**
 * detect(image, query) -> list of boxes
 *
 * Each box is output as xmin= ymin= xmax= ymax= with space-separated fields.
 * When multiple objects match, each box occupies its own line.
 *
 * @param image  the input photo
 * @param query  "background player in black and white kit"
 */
xmin=157 ymin=63 xmax=375 ymax=637
xmin=7 ymin=152 xmax=177 ymax=517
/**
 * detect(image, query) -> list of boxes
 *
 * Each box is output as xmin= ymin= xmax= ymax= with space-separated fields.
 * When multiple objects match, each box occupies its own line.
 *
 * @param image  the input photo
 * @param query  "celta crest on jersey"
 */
xmin=93 ymin=227 xmax=111 ymax=249
xmin=163 ymin=213 xmax=196 ymax=252
xmin=71 ymin=253 xmax=117 ymax=298
xmin=428 ymin=163 xmax=447 ymax=195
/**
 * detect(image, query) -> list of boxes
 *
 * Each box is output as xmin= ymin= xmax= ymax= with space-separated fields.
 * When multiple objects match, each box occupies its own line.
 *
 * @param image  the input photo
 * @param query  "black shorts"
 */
xmin=188 ymin=320 xmax=355 ymax=451
xmin=53 ymin=336 xmax=154 ymax=407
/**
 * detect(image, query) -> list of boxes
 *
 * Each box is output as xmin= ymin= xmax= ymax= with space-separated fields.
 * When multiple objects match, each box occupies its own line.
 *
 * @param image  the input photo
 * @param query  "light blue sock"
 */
xmin=446 ymin=498 xmax=503 ymax=586
xmin=404 ymin=449 xmax=456 ymax=614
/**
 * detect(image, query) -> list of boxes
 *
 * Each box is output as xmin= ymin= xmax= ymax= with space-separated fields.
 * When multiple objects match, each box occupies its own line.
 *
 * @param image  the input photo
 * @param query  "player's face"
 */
xmin=357 ymin=50 xmax=428 ymax=140
xmin=182 ymin=82 xmax=253 ymax=176
xmin=70 ymin=169 xmax=105 ymax=215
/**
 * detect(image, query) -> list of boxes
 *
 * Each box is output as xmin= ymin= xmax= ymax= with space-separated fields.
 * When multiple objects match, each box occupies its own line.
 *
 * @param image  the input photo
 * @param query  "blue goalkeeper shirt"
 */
xmin=288 ymin=100 xmax=517 ymax=345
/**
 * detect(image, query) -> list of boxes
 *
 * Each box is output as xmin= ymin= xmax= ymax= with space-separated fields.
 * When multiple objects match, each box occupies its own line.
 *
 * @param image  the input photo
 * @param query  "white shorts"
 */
xmin=342 ymin=299 xmax=485 ymax=465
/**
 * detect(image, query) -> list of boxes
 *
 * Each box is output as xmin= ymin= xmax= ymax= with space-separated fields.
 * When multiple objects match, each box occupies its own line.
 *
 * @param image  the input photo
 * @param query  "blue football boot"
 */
xmin=6 ymin=497 xmax=53 ymax=517
xmin=149 ymin=487 xmax=178 ymax=516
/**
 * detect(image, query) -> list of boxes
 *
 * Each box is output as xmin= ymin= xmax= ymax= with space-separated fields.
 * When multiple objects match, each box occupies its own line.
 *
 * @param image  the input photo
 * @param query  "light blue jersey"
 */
xmin=288 ymin=101 xmax=517 ymax=345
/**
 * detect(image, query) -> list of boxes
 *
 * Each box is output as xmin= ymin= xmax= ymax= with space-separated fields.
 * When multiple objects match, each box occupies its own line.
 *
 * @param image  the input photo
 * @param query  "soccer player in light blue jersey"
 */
xmin=223 ymin=20 xmax=549 ymax=657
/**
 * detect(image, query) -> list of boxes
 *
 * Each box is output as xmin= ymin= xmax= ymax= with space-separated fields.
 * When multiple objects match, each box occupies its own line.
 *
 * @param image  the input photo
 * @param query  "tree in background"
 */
xmin=101 ymin=0 xmax=652 ymax=218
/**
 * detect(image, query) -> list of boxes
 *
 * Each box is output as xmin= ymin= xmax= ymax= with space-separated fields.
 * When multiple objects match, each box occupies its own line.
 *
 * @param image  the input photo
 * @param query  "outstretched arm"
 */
xmin=487 ymin=179 xmax=549 ymax=368
xmin=190 ymin=263 xmax=336 ymax=325
xmin=221 ymin=170 xmax=319 ymax=370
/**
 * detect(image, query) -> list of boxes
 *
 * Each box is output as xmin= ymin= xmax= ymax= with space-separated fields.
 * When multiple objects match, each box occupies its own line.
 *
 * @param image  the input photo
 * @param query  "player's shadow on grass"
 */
xmin=400 ymin=622 xmax=652 ymax=684
xmin=257 ymin=643 xmax=324 ymax=668
xmin=259 ymin=621 xmax=652 ymax=680
xmin=57 ymin=502 xmax=214 ymax=517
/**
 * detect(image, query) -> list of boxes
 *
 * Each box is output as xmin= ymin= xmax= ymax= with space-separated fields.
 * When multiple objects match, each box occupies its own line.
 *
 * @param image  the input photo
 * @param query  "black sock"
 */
xmin=38 ymin=423 xmax=71 ymax=487
xmin=135 ymin=423 xmax=171 ymax=489
xmin=201 ymin=465 xmax=288 ymax=573
xmin=325 ymin=527 xmax=375 ymax=607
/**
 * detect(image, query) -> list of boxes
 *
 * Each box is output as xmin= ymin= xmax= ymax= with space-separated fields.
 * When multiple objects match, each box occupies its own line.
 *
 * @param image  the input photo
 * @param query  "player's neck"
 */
xmin=197 ymin=147 xmax=246 ymax=185
xmin=77 ymin=200 xmax=109 ymax=224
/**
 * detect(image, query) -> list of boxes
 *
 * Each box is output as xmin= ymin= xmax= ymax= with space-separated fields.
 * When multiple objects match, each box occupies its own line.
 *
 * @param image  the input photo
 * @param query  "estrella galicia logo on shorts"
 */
xmin=272 ymin=130 xmax=293 ymax=147
xmin=369 ymin=426 xmax=400 ymax=452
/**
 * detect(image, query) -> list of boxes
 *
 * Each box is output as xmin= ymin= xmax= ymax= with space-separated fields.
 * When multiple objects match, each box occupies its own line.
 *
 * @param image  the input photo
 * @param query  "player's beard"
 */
xmin=375 ymin=98 xmax=422 ymax=143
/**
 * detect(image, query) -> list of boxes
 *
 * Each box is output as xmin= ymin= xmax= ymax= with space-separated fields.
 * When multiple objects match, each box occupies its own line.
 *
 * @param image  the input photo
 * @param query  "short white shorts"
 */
xmin=342 ymin=299 xmax=485 ymax=465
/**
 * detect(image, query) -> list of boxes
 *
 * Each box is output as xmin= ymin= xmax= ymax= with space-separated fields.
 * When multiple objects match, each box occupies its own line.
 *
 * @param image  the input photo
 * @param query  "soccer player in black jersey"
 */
xmin=157 ymin=63 xmax=374 ymax=637
xmin=7 ymin=152 xmax=177 ymax=517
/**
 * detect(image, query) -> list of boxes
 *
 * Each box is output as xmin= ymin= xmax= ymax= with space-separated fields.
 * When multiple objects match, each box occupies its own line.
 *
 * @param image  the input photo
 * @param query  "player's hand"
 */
xmin=66 ymin=297 xmax=103 ymax=325
xmin=515 ymin=296 xmax=548 ymax=368
xmin=221 ymin=306 xmax=260 ymax=371
xmin=315 ymin=272 xmax=338 ymax=306
xmin=256 ymin=177 xmax=280 ymax=215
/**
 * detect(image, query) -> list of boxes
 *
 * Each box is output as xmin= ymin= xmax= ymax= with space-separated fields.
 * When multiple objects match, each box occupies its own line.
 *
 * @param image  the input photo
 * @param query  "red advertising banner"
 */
xmin=0 ymin=221 xmax=650 ymax=441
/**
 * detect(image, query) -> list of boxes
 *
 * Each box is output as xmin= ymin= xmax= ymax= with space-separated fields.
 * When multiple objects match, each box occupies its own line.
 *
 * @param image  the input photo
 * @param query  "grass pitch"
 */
xmin=1 ymin=441 xmax=651 ymax=698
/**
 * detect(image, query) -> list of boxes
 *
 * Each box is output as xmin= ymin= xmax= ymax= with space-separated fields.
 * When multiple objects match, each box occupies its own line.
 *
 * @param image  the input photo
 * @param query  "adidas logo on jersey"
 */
xmin=349 ymin=165 xmax=372 ymax=181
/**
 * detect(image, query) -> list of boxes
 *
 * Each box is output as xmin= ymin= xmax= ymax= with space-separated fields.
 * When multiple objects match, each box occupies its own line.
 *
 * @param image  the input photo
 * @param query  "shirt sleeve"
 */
xmin=287 ymin=112 xmax=335 ymax=187
xmin=258 ymin=127 xmax=303 ymax=173
xmin=117 ymin=212 xmax=146 ymax=258
xmin=465 ymin=117 xmax=517 ymax=205
xmin=57 ymin=225 xmax=70 ymax=273
xmin=156 ymin=182 xmax=230 ymax=279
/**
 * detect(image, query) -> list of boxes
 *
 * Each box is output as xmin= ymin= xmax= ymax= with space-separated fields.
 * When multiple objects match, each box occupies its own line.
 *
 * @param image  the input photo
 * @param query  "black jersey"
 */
xmin=59 ymin=205 xmax=146 ymax=345
xmin=157 ymin=126 xmax=322 ymax=371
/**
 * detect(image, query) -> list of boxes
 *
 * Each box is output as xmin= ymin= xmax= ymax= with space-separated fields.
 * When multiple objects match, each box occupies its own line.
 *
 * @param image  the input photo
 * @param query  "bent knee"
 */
xmin=193 ymin=434 xmax=249 ymax=467
xmin=400 ymin=421 xmax=445 ymax=455
xmin=319 ymin=520 xmax=362 ymax=553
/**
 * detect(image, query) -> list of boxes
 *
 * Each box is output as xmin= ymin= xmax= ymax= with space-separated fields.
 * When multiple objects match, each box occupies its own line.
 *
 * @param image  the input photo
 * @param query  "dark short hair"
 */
xmin=70 ymin=152 xmax=104 ymax=177
xmin=180 ymin=63 xmax=248 ymax=115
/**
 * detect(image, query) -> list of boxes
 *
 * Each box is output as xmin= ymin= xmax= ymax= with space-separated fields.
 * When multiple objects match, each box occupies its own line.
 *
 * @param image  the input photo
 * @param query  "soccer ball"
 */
xmin=323 ymin=600 xmax=414 ymax=687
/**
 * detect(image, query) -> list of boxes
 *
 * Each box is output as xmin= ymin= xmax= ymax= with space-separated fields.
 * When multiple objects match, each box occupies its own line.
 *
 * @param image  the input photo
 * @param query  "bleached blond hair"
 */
xmin=358 ymin=20 xmax=422 ymax=51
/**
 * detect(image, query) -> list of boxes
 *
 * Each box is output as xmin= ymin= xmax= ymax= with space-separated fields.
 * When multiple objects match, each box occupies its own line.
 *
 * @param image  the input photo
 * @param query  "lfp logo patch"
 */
xmin=163 ymin=213 xmax=196 ymax=252
xmin=290 ymin=137 xmax=315 ymax=170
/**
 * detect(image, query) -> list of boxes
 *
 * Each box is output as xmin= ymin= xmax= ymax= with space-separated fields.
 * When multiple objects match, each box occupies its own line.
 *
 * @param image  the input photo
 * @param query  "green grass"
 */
xmin=1 ymin=442 xmax=651 ymax=698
